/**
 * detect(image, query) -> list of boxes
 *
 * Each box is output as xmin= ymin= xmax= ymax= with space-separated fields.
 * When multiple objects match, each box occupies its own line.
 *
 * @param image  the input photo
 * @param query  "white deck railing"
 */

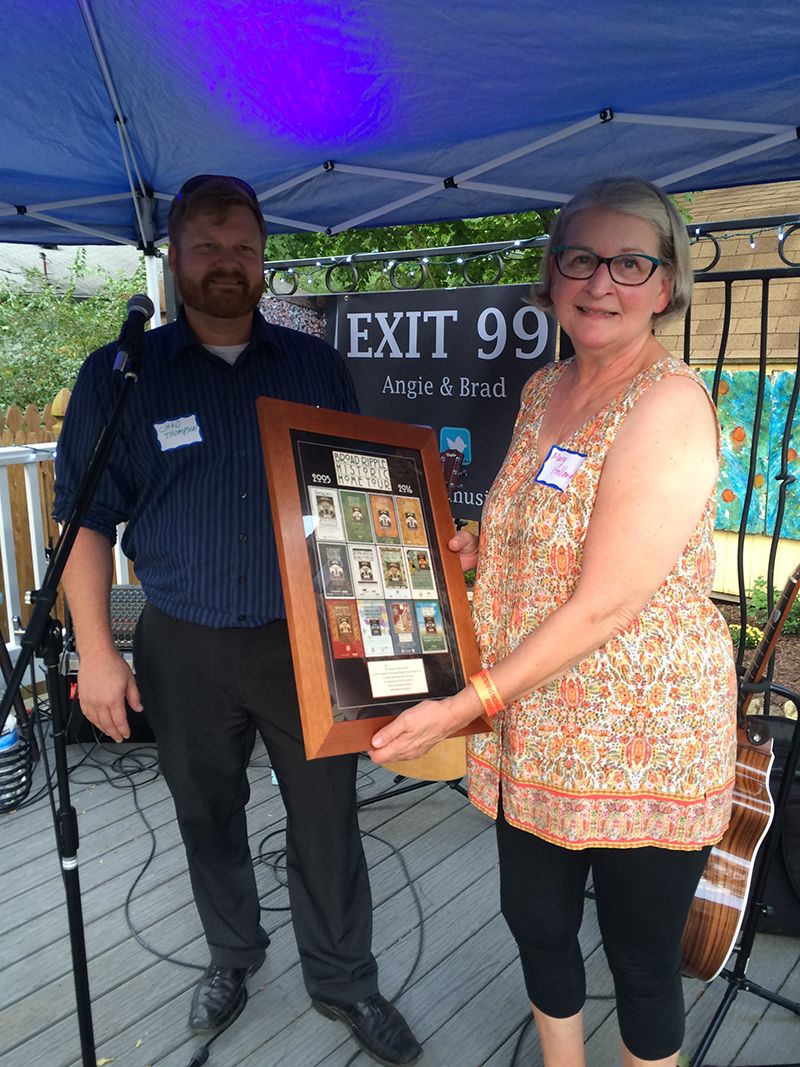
xmin=0 ymin=443 xmax=129 ymax=657
xmin=0 ymin=443 xmax=56 ymax=653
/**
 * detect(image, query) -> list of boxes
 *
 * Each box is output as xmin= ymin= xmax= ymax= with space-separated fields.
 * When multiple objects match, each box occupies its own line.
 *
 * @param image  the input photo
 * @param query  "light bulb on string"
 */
xmin=749 ymin=236 xmax=756 ymax=250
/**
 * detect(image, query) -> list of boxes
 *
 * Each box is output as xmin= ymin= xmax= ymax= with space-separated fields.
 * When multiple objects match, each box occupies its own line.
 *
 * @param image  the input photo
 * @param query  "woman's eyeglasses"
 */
xmin=552 ymin=246 xmax=661 ymax=286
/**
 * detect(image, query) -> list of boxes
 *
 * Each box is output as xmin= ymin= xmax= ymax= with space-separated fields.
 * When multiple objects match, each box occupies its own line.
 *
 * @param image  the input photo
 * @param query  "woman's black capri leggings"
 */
xmin=496 ymin=805 xmax=711 ymax=1060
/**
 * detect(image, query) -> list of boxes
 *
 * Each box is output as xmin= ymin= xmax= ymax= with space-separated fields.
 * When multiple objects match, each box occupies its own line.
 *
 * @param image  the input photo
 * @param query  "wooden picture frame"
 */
xmin=257 ymin=397 xmax=487 ymax=758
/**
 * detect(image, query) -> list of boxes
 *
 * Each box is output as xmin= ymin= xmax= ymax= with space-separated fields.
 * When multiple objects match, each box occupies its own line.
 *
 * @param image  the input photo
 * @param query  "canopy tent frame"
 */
xmin=3 ymin=111 xmax=797 ymax=247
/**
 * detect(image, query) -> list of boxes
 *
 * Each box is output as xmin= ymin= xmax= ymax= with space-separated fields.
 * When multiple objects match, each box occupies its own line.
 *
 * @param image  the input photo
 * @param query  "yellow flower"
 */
xmin=729 ymin=623 xmax=764 ymax=649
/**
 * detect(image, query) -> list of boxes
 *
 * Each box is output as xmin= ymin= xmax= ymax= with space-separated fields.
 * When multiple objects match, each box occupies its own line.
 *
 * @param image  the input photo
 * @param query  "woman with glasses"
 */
xmin=370 ymin=177 xmax=736 ymax=1067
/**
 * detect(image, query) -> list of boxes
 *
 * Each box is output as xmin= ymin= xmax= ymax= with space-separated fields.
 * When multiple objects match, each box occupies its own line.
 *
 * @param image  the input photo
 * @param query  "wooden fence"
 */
xmin=0 ymin=390 xmax=141 ymax=648
xmin=0 ymin=391 xmax=89 ymax=641
xmin=0 ymin=389 xmax=68 ymax=445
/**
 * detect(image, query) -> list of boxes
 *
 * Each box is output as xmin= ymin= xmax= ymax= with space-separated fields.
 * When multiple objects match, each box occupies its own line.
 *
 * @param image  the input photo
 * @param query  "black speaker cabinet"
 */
xmin=64 ymin=672 xmax=155 ymax=745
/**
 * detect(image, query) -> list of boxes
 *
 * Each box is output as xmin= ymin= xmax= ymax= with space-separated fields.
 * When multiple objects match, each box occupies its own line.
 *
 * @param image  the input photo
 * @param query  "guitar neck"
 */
xmin=440 ymin=448 xmax=464 ymax=503
xmin=739 ymin=563 xmax=800 ymax=715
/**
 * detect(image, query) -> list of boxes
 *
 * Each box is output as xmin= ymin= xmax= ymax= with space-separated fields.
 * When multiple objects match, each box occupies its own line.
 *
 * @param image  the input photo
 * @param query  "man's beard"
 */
xmin=176 ymin=268 xmax=264 ymax=319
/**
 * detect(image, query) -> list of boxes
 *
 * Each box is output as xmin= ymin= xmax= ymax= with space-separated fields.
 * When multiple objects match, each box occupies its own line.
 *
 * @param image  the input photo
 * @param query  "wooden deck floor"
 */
xmin=1 ymin=734 xmax=799 ymax=1067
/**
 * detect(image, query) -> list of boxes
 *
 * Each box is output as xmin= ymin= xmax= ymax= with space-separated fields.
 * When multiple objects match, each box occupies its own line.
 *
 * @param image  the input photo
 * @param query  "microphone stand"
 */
xmin=0 ymin=348 xmax=143 ymax=1067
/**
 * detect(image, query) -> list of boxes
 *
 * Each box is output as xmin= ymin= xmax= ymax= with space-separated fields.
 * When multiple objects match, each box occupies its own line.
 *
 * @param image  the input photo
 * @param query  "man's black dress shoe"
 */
xmin=313 ymin=993 xmax=422 ymax=1066
xmin=189 ymin=952 xmax=266 ymax=1031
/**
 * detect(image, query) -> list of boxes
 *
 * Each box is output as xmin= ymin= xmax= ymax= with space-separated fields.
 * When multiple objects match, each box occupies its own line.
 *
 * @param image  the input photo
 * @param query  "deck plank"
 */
xmin=2 ymin=737 xmax=799 ymax=1067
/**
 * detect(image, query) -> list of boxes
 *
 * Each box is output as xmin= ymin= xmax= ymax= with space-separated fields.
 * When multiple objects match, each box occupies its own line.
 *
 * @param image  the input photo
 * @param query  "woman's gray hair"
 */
xmin=530 ymin=176 xmax=693 ymax=322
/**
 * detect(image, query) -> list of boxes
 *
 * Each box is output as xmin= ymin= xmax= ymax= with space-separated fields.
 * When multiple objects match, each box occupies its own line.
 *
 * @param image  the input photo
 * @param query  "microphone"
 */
xmin=113 ymin=294 xmax=155 ymax=376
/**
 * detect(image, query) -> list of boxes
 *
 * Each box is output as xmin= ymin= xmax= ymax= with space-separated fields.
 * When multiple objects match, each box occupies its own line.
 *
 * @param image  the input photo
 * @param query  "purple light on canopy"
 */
xmin=181 ymin=0 xmax=392 ymax=146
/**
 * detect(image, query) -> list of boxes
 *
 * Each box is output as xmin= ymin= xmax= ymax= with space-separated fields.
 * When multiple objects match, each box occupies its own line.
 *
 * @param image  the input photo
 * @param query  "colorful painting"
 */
xmin=766 ymin=371 xmax=800 ymax=538
xmin=702 ymin=369 xmax=799 ymax=539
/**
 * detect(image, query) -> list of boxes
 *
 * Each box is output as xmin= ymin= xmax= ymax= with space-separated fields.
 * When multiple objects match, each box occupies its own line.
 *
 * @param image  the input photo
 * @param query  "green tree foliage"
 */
xmin=263 ymin=196 xmax=694 ymax=295
xmin=0 ymin=251 xmax=146 ymax=410
xmin=264 ymin=211 xmax=556 ymax=294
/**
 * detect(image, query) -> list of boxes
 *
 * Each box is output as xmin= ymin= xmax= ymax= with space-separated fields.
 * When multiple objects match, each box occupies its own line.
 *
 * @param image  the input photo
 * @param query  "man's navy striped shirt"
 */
xmin=53 ymin=308 xmax=360 ymax=628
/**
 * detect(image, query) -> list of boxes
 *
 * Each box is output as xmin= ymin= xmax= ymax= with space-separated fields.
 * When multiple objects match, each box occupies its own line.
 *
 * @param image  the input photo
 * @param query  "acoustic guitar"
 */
xmin=380 ymin=447 xmax=470 ymax=782
xmin=681 ymin=563 xmax=800 ymax=981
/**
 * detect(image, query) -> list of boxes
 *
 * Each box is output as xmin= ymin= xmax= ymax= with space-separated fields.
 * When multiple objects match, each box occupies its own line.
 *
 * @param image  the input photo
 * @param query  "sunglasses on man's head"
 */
xmin=176 ymin=174 xmax=259 ymax=204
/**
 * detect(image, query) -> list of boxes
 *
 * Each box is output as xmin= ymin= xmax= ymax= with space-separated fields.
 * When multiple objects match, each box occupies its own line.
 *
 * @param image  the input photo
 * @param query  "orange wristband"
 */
xmin=470 ymin=670 xmax=505 ymax=717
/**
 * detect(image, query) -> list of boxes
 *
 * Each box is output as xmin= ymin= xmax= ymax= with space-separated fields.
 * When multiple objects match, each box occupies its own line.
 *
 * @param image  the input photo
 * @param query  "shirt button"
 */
xmin=234 ymin=408 xmax=242 ymax=415
xmin=239 ymin=533 xmax=247 ymax=541
xmin=238 ymin=449 xmax=246 ymax=457
xmin=238 ymin=614 xmax=246 ymax=622
xmin=239 ymin=575 xmax=246 ymax=583
xmin=240 ymin=491 xmax=248 ymax=499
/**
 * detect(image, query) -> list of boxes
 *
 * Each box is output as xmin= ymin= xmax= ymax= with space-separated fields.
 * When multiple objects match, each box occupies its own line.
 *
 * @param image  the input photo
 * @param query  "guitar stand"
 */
xmin=357 ymin=770 xmax=467 ymax=809
xmin=690 ymin=683 xmax=800 ymax=1067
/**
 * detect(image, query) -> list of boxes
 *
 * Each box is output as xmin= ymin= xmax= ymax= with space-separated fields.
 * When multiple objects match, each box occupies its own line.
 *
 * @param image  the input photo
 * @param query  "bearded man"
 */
xmin=53 ymin=175 xmax=422 ymax=1067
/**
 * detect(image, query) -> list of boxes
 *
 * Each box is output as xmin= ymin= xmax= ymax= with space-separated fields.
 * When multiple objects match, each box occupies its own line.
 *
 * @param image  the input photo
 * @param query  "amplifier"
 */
xmin=65 ymin=679 xmax=155 ymax=744
xmin=65 ymin=584 xmax=154 ymax=744
xmin=110 ymin=584 xmax=148 ymax=650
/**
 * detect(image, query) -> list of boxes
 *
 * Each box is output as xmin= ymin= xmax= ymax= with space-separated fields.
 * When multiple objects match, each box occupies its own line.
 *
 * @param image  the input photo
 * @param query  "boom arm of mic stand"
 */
xmin=0 ymin=359 xmax=142 ymax=1067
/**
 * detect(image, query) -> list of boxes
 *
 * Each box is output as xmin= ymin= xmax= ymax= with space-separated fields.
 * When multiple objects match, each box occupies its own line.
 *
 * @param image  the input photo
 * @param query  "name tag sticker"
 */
xmin=535 ymin=445 xmax=587 ymax=491
xmin=153 ymin=414 xmax=204 ymax=452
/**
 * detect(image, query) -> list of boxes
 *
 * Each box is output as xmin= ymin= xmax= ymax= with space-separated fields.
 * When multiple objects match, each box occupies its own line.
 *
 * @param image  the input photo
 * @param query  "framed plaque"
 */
xmin=257 ymin=398 xmax=487 ymax=758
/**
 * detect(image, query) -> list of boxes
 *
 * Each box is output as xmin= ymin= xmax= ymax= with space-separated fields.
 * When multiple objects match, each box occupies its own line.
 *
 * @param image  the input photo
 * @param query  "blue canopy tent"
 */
xmin=1 ymin=0 xmax=799 ymax=251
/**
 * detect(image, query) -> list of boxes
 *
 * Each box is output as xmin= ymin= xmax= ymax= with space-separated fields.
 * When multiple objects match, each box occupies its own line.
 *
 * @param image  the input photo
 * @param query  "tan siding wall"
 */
xmin=656 ymin=181 xmax=800 ymax=369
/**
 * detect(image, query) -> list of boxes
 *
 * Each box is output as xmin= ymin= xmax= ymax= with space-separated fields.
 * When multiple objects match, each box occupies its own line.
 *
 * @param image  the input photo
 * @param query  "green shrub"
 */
xmin=748 ymin=575 xmax=800 ymax=635
xmin=0 ymin=252 xmax=146 ymax=410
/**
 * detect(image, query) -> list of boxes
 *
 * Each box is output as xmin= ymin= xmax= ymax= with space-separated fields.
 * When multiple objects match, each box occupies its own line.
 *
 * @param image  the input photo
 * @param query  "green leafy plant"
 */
xmin=0 ymin=252 xmax=146 ymax=410
xmin=748 ymin=575 xmax=800 ymax=635
xmin=264 ymin=209 xmax=556 ymax=295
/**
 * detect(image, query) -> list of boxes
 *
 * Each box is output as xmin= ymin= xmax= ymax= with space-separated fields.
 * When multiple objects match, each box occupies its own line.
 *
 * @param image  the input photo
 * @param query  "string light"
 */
xmin=266 ymin=234 xmax=546 ymax=292
xmin=265 ymin=219 xmax=798 ymax=295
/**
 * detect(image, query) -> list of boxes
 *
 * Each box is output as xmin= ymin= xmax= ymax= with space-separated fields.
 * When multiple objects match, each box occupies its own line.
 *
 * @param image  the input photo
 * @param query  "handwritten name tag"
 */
xmin=535 ymin=445 xmax=587 ymax=491
xmin=153 ymin=414 xmax=204 ymax=452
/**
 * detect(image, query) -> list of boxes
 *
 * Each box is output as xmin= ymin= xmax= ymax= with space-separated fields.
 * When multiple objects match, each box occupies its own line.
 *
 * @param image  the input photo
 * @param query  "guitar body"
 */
xmin=381 ymin=735 xmax=467 ymax=782
xmin=681 ymin=725 xmax=774 ymax=981
xmin=681 ymin=563 xmax=799 ymax=981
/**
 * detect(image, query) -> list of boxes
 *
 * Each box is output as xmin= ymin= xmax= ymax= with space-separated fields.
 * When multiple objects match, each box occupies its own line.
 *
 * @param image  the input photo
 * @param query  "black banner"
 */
xmin=332 ymin=284 xmax=556 ymax=520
